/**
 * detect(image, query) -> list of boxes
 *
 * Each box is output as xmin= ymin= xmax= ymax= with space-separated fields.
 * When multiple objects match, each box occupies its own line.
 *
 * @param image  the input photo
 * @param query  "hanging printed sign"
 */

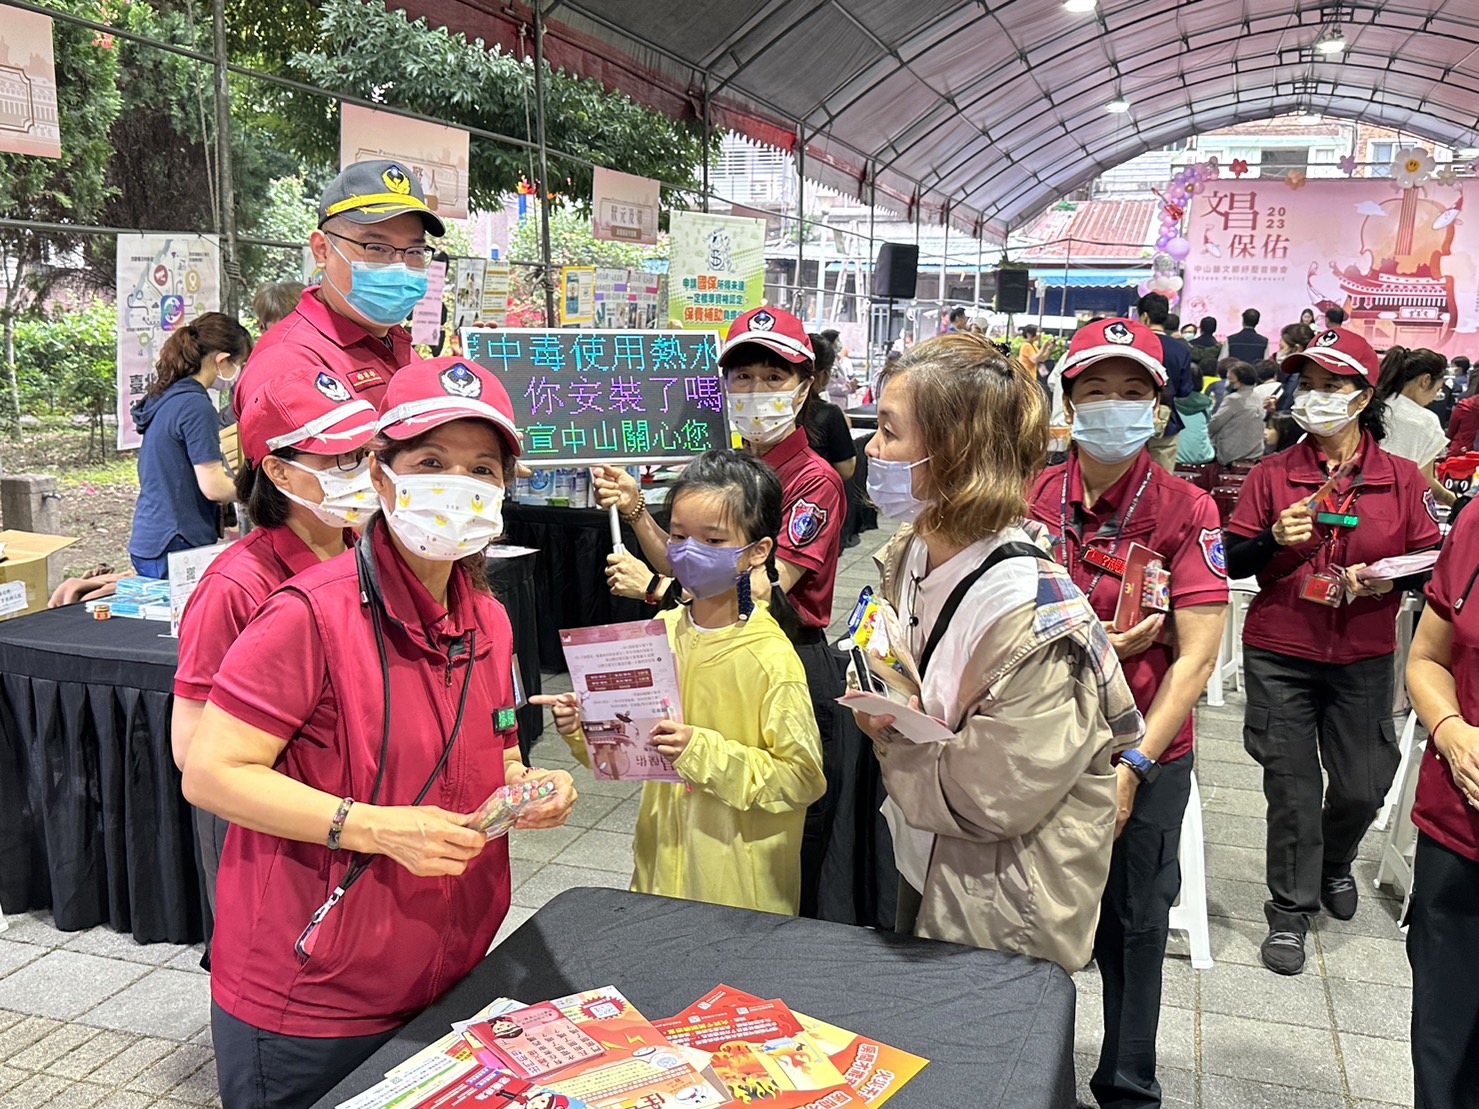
xmin=592 ymin=167 xmax=661 ymax=245
xmin=667 ymin=211 xmax=766 ymax=331
xmin=0 ymin=10 xmax=61 ymax=158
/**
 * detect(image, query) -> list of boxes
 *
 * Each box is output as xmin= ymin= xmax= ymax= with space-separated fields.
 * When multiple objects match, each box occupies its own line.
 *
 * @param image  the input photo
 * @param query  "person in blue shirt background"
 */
xmin=128 ymin=313 xmax=252 ymax=578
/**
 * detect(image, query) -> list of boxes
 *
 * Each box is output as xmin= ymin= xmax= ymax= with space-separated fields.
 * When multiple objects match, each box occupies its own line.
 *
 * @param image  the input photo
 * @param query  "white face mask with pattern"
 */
xmin=275 ymin=459 xmax=377 ymax=529
xmin=727 ymin=381 xmax=808 ymax=445
xmin=380 ymin=464 xmax=504 ymax=560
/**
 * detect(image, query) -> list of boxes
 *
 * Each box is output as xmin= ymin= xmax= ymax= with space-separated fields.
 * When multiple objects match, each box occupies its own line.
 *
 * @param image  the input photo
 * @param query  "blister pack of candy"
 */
xmin=472 ymin=779 xmax=556 ymax=839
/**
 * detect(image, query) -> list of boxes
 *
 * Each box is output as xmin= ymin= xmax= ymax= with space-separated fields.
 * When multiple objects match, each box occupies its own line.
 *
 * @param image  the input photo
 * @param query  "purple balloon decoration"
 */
xmin=1138 ymin=281 xmax=1153 ymax=297
xmin=1166 ymin=236 xmax=1192 ymax=261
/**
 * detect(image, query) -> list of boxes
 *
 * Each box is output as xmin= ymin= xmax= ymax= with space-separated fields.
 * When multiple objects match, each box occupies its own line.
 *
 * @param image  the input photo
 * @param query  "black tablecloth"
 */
xmin=316 ymin=888 xmax=1076 ymax=1109
xmin=504 ymin=502 xmax=670 ymax=672
xmin=0 ymin=606 xmax=201 ymax=942
xmin=843 ymin=430 xmax=879 ymax=546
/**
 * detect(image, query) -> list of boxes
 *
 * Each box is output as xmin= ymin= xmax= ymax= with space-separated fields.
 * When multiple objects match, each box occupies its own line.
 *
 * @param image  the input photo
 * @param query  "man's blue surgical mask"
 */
xmin=1071 ymin=399 xmax=1157 ymax=464
xmin=328 ymin=240 xmax=429 ymax=327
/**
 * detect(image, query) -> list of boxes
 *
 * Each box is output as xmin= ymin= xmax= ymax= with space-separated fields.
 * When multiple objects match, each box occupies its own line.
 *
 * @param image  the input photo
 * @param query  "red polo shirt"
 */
xmin=174 ymin=526 xmax=330 ymax=701
xmin=233 ymin=287 xmax=415 ymax=417
xmin=1227 ymin=433 xmax=1442 ymax=664
xmin=207 ymin=523 xmax=520 ymax=1037
xmin=1416 ymin=508 xmax=1479 ymax=863
xmin=760 ymin=427 xmax=846 ymax=629
xmin=1029 ymin=450 xmax=1228 ymax=763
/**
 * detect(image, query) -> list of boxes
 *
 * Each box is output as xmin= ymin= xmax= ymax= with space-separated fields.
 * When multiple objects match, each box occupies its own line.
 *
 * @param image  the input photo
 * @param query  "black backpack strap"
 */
xmin=917 ymin=541 xmax=1050 ymax=679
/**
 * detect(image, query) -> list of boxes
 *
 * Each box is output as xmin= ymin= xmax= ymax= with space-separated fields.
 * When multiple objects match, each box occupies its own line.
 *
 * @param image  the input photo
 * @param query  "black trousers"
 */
xmin=195 ymin=806 xmax=229 ymax=915
xmin=1408 ymin=833 xmax=1479 ymax=1109
xmin=795 ymin=635 xmax=897 ymax=929
xmin=1242 ymin=646 xmax=1400 ymax=932
xmin=1089 ymin=754 xmax=1194 ymax=1109
xmin=213 ymin=1001 xmax=398 ymax=1109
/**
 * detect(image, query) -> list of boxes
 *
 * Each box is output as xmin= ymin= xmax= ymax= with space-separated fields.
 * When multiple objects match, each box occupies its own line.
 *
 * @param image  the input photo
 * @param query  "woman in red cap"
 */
xmin=1027 ymin=317 xmax=1228 ymax=1109
xmin=1224 ymin=327 xmax=1441 ymax=976
xmin=1406 ymin=505 xmax=1479 ymax=1109
xmin=183 ymin=356 xmax=578 ymax=1109
xmin=591 ymin=307 xmax=873 ymax=925
xmin=173 ymin=363 xmax=380 ymax=916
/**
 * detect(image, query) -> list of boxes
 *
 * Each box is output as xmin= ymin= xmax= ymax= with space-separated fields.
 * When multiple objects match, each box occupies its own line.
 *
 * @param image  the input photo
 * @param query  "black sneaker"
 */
xmin=1321 ymin=874 xmax=1359 ymax=920
xmin=1260 ymin=929 xmax=1306 ymax=975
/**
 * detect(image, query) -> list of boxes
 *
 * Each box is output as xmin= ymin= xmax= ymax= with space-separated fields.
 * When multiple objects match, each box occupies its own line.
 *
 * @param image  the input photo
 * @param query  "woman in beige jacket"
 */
xmin=853 ymin=332 xmax=1142 ymax=972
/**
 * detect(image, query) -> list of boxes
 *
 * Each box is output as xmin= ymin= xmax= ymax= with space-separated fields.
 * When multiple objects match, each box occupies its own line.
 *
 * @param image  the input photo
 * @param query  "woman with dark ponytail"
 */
xmin=538 ymin=448 xmax=825 ymax=915
xmin=1377 ymin=346 xmax=1457 ymax=507
xmin=128 ymin=312 xmax=253 ymax=577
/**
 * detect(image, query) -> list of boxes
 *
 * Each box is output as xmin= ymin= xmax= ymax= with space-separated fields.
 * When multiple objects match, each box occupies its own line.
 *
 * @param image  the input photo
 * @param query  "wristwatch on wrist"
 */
xmin=644 ymin=573 xmax=663 ymax=606
xmin=1120 ymin=749 xmax=1162 ymax=785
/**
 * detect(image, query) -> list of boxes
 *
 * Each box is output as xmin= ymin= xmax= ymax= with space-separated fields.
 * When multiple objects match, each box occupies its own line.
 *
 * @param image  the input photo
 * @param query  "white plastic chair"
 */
xmin=1374 ymin=709 xmax=1421 ymax=833
xmin=1375 ymin=716 xmax=1426 ymax=917
xmin=1206 ymin=580 xmax=1257 ymax=708
xmin=1168 ymin=771 xmax=1214 ymax=970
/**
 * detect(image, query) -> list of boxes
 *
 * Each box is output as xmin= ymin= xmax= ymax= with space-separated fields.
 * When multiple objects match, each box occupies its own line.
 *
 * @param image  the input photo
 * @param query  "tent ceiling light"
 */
xmin=1062 ymin=0 xmax=1098 ymax=12
xmin=1314 ymin=26 xmax=1348 ymax=54
xmin=1105 ymin=99 xmax=1131 ymax=113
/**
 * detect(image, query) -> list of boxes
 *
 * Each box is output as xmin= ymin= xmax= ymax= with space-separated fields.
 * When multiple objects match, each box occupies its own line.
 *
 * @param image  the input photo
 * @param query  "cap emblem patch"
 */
xmin=382 ymin=165 xmax=411 ymax=195
xmin=440 ymin=362 xmax=483 ymax=399
xmin=314 ymin=372 xmax=351 ymax=403
xmin=1105 ymin=321 xmax=1135 ymax=345
xmin=1315 ymin=330 xmax=1340 ymax=347
xmin=750 ymin=310 xmax=775 ymax=332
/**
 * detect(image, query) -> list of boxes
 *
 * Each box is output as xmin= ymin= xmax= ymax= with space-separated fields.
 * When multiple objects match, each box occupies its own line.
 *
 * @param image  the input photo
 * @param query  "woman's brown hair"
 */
xmin=148 ymin=312 xmax=253 ymax=397
xmin=890 ymin=332 xmax=1048 ymax=545
xmin=366 ymin=423 xmax=519 ymax=596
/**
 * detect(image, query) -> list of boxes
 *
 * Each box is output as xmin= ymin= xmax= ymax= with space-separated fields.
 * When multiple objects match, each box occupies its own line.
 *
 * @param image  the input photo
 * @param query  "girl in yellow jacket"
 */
xmin=537 ymin=449 xmax=825 ymax=914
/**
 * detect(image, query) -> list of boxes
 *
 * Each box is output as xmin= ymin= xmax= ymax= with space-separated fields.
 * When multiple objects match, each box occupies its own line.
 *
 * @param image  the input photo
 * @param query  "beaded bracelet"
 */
xmin=327 ymin=797 xmax=355 ymax=851
xmin=620 ymin=492 xmax=646 ymax=526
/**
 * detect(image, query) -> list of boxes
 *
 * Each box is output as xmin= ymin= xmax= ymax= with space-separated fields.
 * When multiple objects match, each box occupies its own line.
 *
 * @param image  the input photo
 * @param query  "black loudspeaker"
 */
xmin=872 ymin=243 xmax=919 ymax=300
xmin=996 ymin=268 xmax=1030 ymax=314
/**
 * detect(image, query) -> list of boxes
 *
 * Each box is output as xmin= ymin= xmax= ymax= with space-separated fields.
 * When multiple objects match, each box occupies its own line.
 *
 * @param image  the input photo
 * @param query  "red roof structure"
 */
xmin=1015 ymin=200 xmax=1159 ymax=264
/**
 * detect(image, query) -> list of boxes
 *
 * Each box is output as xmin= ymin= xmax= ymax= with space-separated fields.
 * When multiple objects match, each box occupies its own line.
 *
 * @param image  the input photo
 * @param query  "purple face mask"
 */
xmin=666 ymin=538 xmax=754 ymax=600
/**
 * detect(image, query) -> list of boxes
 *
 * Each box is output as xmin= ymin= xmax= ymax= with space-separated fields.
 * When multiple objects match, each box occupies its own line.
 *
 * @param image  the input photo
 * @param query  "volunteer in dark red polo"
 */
xmin=1406 ymin=508 xmax=1479 ymax=1109
xmin=1225 ymin=327 xmax=1441 ymax=976
xmin=183 ymin=357 xmax=577 ymax=1109
xmin=1028 ymin=317 xmax=1228 ymax=1109
xmin=233 ymin=160 xmax=444 ymax=420
xmin=593 ymin=307 xmax=866 ymax=922
xmin=173 ymin=362 xmax=379 ymax=914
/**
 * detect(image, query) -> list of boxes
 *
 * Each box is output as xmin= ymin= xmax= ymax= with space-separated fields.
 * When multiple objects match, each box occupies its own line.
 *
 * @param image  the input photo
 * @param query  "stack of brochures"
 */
xmin=336 ymin=985 xmax=928 ymax=1109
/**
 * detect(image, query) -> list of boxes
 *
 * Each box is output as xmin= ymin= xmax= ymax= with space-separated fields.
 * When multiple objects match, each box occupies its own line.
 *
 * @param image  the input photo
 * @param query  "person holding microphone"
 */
xmin=183 ymin=356 xmax=577 ymax=1109
xmin=1224 ymin=327 xmax=1441 ymax=975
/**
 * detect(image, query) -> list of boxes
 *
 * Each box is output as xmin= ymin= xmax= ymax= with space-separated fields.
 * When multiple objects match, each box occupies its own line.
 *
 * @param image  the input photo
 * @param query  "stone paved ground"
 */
xmin=0 ymin=528 xmax=1417 ymax=1108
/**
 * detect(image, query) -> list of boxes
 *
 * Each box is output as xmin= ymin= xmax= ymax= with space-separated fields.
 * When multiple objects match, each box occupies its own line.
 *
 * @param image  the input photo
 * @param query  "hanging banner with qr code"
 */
xmin=116 ymin=234 xmax=221 ymax=450
xmin=460 ymin=328 xmax=727 ymax=465
xmin=592 ymin=167 xmax=660 ymax=245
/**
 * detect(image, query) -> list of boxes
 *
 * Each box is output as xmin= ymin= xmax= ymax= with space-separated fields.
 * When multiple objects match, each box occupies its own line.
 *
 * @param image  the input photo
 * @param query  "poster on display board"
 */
xmin=410 ymin=258 xmax=447 ymax=347
xmin=560 ymin=266 xmax=596 ymax=325
xmin=116 ymin=234 xmax=221 ymax=450
xmin=450 ymin=258 xmax=485 ymax=332
xmin=481 ymin=262 xmax=511 ymax=324
xmin=339 ymin=104 xmax=469 ymax=221
xmin=460 ymin=328 xmax=726 ymax=464
xmin=592 ymin=167 xmax=661 ymax=245
xmin=667 ymin=211 xmax=766 ymax=331
xmin=593 ymin=268 xmax=666 ymax=329
xmin=0 ymin=9 xmax=61 ymax=158
xmin=1182 ymin=177 xmax=1478 ymax=356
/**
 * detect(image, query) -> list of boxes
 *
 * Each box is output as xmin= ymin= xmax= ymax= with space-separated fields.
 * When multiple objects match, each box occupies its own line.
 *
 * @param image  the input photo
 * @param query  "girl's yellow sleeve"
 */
xmin=672 ymin=678 xmax=825 ymax=813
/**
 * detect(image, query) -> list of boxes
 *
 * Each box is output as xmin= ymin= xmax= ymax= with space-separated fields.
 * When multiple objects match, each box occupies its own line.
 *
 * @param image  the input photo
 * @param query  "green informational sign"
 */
xmin=667 ymin=211 xmax=767 ymax=331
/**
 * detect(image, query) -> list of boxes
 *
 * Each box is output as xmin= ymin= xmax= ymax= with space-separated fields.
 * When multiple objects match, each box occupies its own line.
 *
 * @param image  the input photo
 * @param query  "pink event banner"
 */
xmin=1182 ymin=177 xmax=1477 ymax=357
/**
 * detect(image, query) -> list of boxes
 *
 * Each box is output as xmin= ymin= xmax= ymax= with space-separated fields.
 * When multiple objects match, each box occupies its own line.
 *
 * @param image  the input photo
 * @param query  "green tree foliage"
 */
xmin=278 ymin=0 xmax=709 ymax=212
xmin=12 ymin=300 xmax=118 ymax=457
xmin=0 ymin=0 xmax=125 ymax=429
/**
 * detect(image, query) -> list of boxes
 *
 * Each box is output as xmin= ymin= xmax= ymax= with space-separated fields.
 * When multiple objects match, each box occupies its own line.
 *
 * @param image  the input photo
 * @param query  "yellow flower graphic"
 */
xmin=470 ymin=493 xmax=486 ymax=514
xmin=434 ymin=514 xmax=449 ymax=527
xmin=432 ymin=487 xmax=445 ymax=496
xmin=397 ymin=490 xmax=411 ymax=508
xmin=345 ymin=508 xmax=361 ymax=523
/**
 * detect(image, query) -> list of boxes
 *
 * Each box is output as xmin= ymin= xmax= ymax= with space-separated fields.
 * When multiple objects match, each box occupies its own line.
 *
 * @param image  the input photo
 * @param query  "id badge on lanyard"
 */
xmin=1300 ymin=489 xmax=1358 ymax=608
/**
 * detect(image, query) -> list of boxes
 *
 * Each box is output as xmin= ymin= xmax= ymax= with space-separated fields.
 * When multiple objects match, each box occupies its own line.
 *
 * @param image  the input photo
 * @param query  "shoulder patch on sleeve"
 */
xmin=1199 ymin=527 xmax=1227 ymax=578
xmin=787 ymin=498 xmax=829 ymax=548
xmin=1425 ymin=490 xmax=1443 ymax=523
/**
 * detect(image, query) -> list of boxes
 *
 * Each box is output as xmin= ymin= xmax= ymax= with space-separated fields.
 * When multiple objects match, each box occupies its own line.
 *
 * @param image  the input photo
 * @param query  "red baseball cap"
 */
xmin=239 ymin=365 xmax=378 ymax=467
xmin=1057 ymin=318 xmax=1169 ymax=387
xmin=1282 ymin=327 xmax=1381 ymax=387
xmin=374 ymin=356 xmax=522 ymax=456
xmin=719 ymin=307 xmax=814 ymax=366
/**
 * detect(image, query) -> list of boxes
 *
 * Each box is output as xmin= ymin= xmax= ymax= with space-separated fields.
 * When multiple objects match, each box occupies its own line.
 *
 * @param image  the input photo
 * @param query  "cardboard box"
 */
xmin=0 ymin=530 xmax=79 ymax=622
